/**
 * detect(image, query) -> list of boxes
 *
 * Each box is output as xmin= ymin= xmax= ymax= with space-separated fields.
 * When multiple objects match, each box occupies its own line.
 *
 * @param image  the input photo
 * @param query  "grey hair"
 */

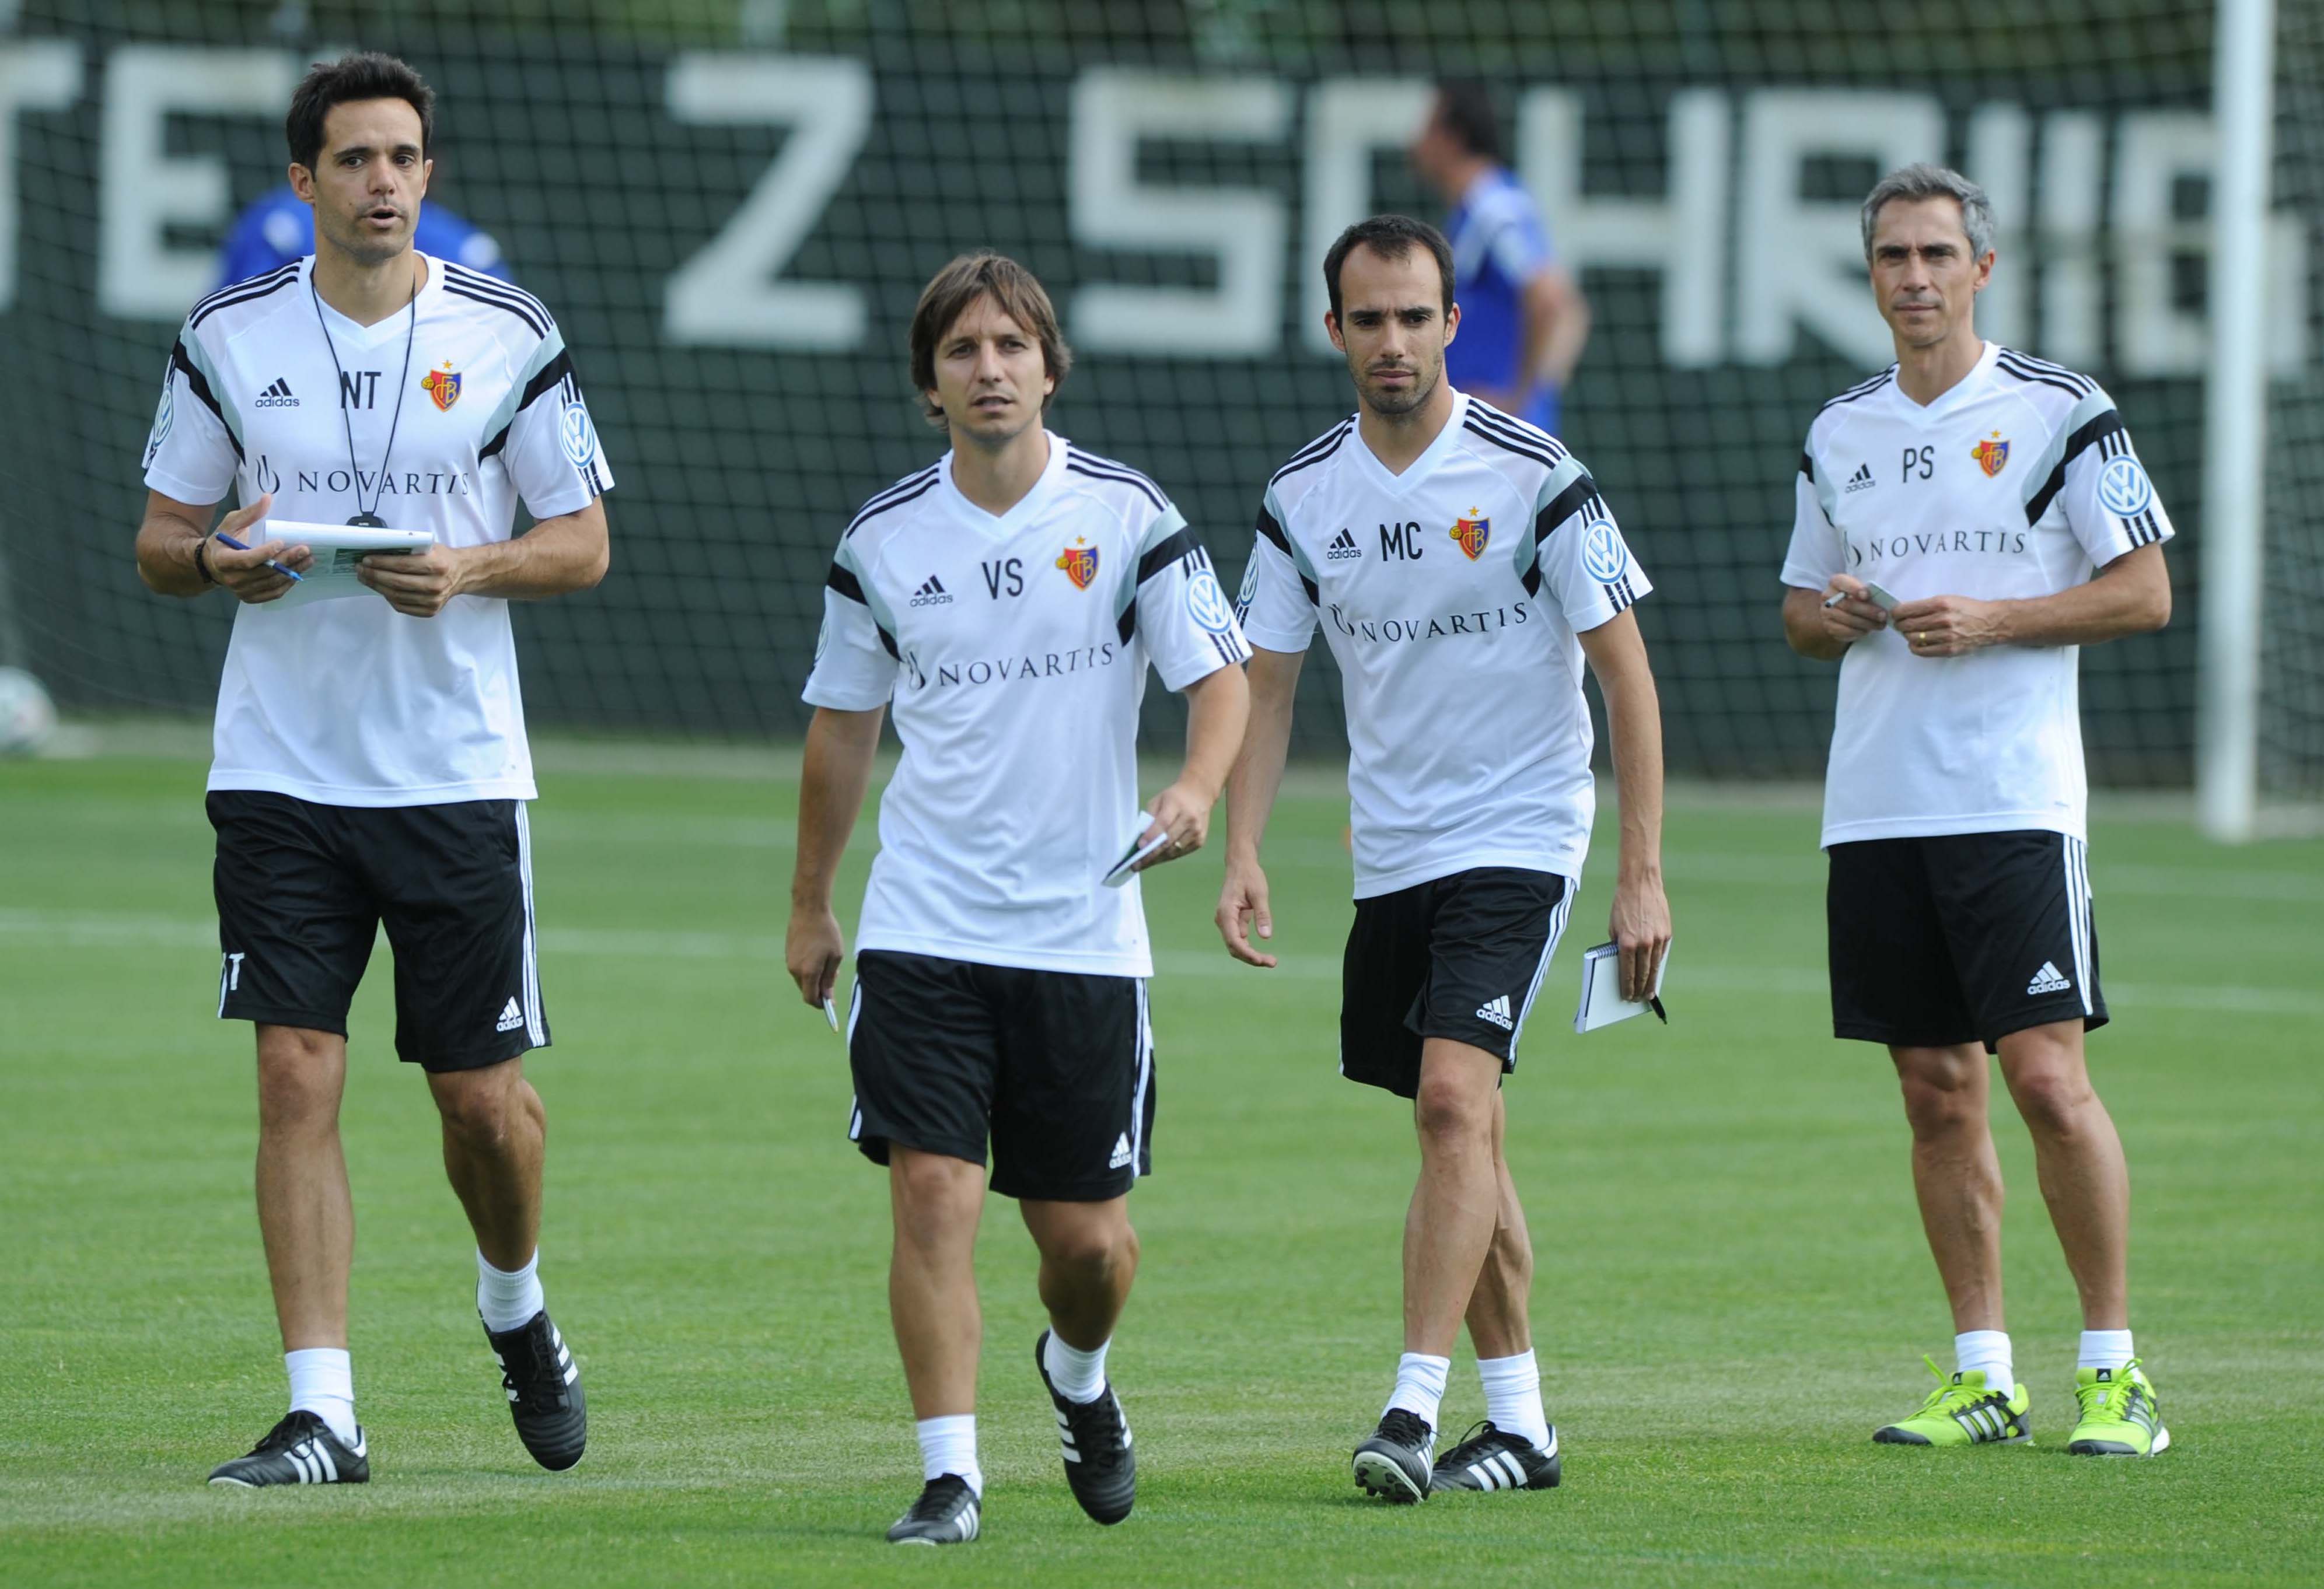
xmin=1860 ymin=163 xmax=1996 ymax=262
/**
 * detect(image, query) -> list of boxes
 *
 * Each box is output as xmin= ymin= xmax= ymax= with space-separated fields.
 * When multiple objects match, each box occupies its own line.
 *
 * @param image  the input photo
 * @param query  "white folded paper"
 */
xmin=258 ymin=519 xmax=435 ymax=608
xmin=1101 ymin=807 xmax=1169 ymax=888
xmin=1574 ymin=942 xmax=1669 ymax=1034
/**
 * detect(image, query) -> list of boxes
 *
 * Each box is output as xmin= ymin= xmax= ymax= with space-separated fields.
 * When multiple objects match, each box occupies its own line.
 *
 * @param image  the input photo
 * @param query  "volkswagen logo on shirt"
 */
xmin=1581 ymin=521 xmax=1628 ymax=583
xmin=2097 ymin=457 xmax=2154 ymax=519
xmin=1186 ymin=568 xmax=1235 ymax=635
xmin=560 ymin=401 xmax=599 ymax=469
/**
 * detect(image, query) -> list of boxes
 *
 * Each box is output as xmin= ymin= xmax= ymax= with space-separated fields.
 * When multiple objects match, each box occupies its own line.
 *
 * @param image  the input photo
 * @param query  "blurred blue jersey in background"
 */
xmin=218 ymin=184 xmax=513 ymax=288
xmin=1442 ymin=167 xmax=1560 ymax=436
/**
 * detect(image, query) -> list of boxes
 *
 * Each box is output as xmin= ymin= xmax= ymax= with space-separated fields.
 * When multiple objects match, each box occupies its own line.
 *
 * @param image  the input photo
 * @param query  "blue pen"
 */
xmin=213 ymin=530 xmax=302 ymax=582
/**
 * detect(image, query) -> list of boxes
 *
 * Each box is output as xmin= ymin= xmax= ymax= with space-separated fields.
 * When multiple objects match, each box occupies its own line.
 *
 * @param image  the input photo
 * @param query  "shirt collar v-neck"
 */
xmin=1351 ymin=388 xmax=1471 ymax=496
xmin=300 ymin=250 xmax=439 ymax=345
xmin=940 ymin=428 xmax=1067 ymax=533
xmin=1889 ymin=340 xmax=1999 ymax=419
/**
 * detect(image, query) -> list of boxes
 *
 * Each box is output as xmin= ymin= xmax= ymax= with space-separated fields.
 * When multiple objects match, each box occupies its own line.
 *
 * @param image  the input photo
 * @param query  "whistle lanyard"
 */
xmin=309 ymin=262 xmax=419 ymax=526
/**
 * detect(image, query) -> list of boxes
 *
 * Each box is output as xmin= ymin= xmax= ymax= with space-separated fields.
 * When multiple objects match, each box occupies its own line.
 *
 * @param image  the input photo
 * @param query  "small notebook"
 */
xmin=1574 ymin=942 xmax=1669 ymax=1034
xmin=258 ymin=519 xmax=435 ymax=609
xmin=1101 ymin=808 xmax=1169 ymax=888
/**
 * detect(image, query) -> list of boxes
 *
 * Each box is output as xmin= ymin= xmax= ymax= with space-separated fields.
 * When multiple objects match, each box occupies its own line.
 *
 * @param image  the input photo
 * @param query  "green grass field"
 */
xmin=3 ymin=746 xmax=2320 ymax=1587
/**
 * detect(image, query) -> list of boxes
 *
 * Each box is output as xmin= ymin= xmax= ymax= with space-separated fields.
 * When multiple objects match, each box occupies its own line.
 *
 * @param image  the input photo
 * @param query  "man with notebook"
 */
xmin=1216 ymin=215 xmax=1672 ymax=1502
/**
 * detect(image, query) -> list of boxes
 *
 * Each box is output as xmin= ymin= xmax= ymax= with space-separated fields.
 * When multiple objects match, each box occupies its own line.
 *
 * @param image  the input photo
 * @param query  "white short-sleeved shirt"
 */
xmin=142 ymin=253 xmax=613 ymax=807
xmin=1782 ymin=341 xmax=2173 ymax=846
xmin=803 ymin=435 xmax=1250 ymax=978
xmin=1235 ymin=391 xmax=1650 ymax=897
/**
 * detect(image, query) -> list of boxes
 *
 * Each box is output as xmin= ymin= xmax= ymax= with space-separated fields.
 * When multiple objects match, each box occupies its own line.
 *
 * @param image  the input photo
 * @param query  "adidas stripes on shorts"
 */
xmin=844 ymin=950 xmax=1155 ymax=1202
xmin=206 ymin=791 xmax=547 ymax=1072
xmin=1826 ymin=830 xmax=2108 ymax=1051
xmin=1338 ymin=867 xmax=1575 ymax=1099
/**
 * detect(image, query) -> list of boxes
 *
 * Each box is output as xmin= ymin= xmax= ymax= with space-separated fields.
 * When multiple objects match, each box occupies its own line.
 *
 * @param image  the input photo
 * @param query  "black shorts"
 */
xmin=845 ymin=950 xmax=1155 ymax=1202
xmin=1339 ymin=867 xmax=1575 ymax=1098
xmin=207 ymin=791 xmax=548 ymax=1072
xmin=1827 ymin=830 xmax=2107 ymax=1051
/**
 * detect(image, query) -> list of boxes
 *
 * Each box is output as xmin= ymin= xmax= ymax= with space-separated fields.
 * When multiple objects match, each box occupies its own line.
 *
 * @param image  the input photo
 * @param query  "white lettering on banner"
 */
xmin=1519 ymin=87 xmax=1729 ymax=368
xmin=1299 ymin=78 xmax=1434 ymax=354
xmin=2112 ymin=111 xmax=2308 ymax=375
xmin=1965 ymin=102 xmax=2029 ymax=348
xmin=0 ymin=42 xmax=82 ymax=314
xmin=100 ymin=47 xmax=299 ymax=319
xmin=663 ymin=54 xmax=873 ymax=349
xmin=1069 ymin=69 xmax=1293 ymax=356
xmin=2038 ymin=111 xmax=2106 ymax=367
xmin=1734 ymin=90 xmax=1948 ymax=366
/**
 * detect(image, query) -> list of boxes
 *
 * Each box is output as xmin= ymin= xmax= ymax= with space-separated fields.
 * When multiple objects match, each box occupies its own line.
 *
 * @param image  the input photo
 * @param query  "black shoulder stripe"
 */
xmin=826 ymin=561 xmax=867 ymax=604
xmin=188 ymin=267 xmax=300 ymax=330
xmin=1465 ymin=403 xmax=1567 ymax=460
xmin=846 ymin=473 xmax=941 ymax=535
xmin=1067 ymin=448 xmax=1169 ymax=503
xmin=1533 ymin=474 xmax=1598 ymax=544
xmin=517 ymin=349 xmax=574 ymax=412
xmin=168 ymin=338 xmax=243 ymax=462
xmin=443 ymin=262 xmax=555 ymax=326
xmin=1137 ymin=527 xmax=1203 ymax=585
xmin=1465 ymin=415 xmax=1558 ymax=471
xmin=1997 ymin=347 xmax=2095 ymax=394
xmin=1254 ymin=505 xmax=1290 ymax=555
xmin=1268 ymin=423 xmax=1351 ymax=485
xmin=1995 ymin=355 xmax=2087 ymax=400
xmin=1065 ymin=459 xmax=1168 ymax=510
xmin=2024 ymin=410 xmax=2126 ymax=525
xmin=1799 ymin=451 xmax=1815 ymax=480
xmin=444 ymin=281 xmax=547 ymax=338
xmin=1818 ymin=370 xmax=1896 ymax=412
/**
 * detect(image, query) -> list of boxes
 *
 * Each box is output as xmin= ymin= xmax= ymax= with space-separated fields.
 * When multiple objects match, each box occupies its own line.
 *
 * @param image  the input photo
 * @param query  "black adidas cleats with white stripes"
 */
xmin=207 ymin=1410 xmax=369 ymax=1488
xmin=1035 ymin=1330 xmax=1136 ymax=1524
xmin=1430 ymin=1420 xmax=1562 ymax=1493
xmin=887 ymin=1474 xmax=981 ymax=1545
xmin=484 ymin=1308 xmax=587 ymax=1471
xmin=1352 ymin=1408 xmax=1435 ymax=1503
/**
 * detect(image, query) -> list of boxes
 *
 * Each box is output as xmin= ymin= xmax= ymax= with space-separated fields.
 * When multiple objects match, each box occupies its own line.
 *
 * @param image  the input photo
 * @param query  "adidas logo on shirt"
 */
xmin=254 ymin=377 xmax=300 ymax=408
xmin=2026 ymin=961 xmax=2072 ymax=996
xmin=1474 ymin=993 xmax=1514 ymax=1031
xmin=1326 ymin=527 xmax=1362 ymax=561
xmin=909 ymin=575 xmax=954 ymax=607
xmin=1108 ymin=1132 xmax=1133 ymax=1170
xmin=495 ymin=996 xmax=525 ymax=1033
xmin=1844 ymin=462 xmax=1875 ymax=494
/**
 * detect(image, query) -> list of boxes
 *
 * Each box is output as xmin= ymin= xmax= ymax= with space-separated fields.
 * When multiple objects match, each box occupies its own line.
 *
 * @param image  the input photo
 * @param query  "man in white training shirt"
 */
xmin=1220 ymin=216 xmax=1672 ymax=1503
xmin=787 ymin=253 xmax=1250 ymax=1545
xmin=134 ymin=54 xmax=609 ymax=1487
xmin=1781 ymin=164 xmax=2173 ymax=1457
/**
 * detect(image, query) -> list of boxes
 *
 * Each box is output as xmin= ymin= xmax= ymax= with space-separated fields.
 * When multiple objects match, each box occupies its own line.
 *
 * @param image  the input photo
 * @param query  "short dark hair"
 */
xmin=1433 ymin=79 xmax=1505 ymax=164
xmin=908 ymin=252 xmax=1072 ymax=427
xmin=286 ymin=52 xmax=435 ymax=173
xmin=1323 ymin=215 xmax=1457 ymax=323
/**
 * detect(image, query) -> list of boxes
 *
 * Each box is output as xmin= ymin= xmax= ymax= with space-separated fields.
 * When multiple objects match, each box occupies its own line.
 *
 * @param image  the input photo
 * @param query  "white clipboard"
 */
xmin=259 ymin=519 xmax=435 ymax=608
xmin=1574 ymin=942 xmax=1669 ymax=1034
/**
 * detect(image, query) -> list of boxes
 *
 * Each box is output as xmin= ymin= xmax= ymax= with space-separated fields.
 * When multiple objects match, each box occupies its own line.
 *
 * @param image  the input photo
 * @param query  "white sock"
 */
xmin=916 ymin=1414 xmax=982 ymax=1495
xmin=1955 ymin=1329 xmax=2014 ymax=1393
xmin=1383 ymin=1352 xmax=1451 ymax=1436
xmin=476 ymin=1248 xmax=544 ymax=1334
xmin=2078 ymin=1329 xmax=2135 ymax=1373
xmin=1476 ymin=1350 xmax=1551 ymax=1450
xmin=285 ymin=1348 xmax=357 ymax=1445
xmin=1042 ymin=1331 xmax=1111 ymax=1405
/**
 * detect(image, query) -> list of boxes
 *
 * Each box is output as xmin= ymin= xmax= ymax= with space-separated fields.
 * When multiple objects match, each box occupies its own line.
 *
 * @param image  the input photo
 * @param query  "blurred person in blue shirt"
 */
xmin=1408 ymin=81 xmax=1591 ymax=436
xmin=218 ymin=182 xmax=512 ymax=287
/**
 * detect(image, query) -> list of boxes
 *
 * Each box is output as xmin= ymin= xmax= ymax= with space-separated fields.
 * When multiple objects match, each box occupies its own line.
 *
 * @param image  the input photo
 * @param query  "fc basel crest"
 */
xmin=1449 ymin=512 xmax=1491 ymax=560
xmin=1972 ymin=432 xmax=2008 ymax=477
xmin=421 ymin=361 xmax=462 ymax=411
xmin=1056 ymin=537 xmax=1099 ymax=590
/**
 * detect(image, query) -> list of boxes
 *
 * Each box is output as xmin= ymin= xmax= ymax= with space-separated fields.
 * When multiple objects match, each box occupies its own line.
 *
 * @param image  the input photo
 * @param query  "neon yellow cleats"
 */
xmin=1872 ymin=1356 xmax=2031 ymax=1446
xmin=2067 ymin=1360 xmax=2169 ymax=1456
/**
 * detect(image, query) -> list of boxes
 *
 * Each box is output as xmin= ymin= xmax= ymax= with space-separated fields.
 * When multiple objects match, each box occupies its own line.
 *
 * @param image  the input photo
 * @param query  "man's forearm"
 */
xmin=1224 ymin=657 xmax=1298 ymax=862
xmin=791 ymin=709 xmax=882 ymax=909
xmin=1176 ymin=665 xmax=1251 ymax=805
xmin=457 ymin=505 xmax=610 ymax=600
xmin=135 ymin=508 xmax=214 ymax=597
xmin=1605 ymin=668 xmax=1666 ymax=879
xmin=1987 ymin=547 xmax=2170 ymax=648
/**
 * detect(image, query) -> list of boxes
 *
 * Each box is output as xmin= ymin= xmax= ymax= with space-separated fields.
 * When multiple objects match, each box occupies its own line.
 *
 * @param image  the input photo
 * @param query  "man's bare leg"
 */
xmin=1021 ymin=1195 xmax=1141 ymax=1523
xmin=887 ymin=1147 xmax=987 ymax=1496
xmin=1892 ymin=1042 xmax=2007 ymax=1334
xmin=254 ymin=1024 xmax=354 ymax=1352
xmin=427 ymin=1057 xmax=546 ymax=1272
xmin=1996 ymin=1021 xmax=2129 ymax=1329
